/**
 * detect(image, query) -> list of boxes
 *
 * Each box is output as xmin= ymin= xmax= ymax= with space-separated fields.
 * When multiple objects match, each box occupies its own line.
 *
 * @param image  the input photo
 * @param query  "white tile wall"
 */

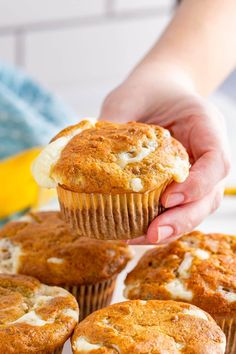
xmin=24 ymin=15 xmax=171 ymax=115
xmin=25 ymin=16 xmax=170 ymax=86
xmin=114 ymin=0 xmax=175 ymax=12
xmin=0 ymin=0 xmax=235 ymax=186
xmin=0 ymin=36 xmax=15 ymax=64
xmin=0 ymin=0 xmax=105 ymax=28
xmin=0 ymin=1 xmax=173 ymax=115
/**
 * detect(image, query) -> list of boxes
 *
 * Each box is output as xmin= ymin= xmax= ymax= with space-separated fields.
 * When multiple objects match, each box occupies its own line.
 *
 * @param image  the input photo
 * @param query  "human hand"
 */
xmin=99 ymin=70 xmax=230 ymax=244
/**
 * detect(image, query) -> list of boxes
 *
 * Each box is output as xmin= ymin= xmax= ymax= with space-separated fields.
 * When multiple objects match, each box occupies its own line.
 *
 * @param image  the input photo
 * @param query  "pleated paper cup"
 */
xmin=57 ymin=181 xmax=169 ymax=240
xmin=213 ymin=315 xmax=236 ymax=354
xmin=63 ymin=276 xmax=117 ymax=321
xmin=51 ymin=345 xmax=64 ymax=354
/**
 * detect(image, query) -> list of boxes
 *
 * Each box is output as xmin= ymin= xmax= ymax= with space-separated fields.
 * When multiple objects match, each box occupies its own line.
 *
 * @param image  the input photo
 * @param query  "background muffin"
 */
xmin=0 ymin=273 xmax=78 ymax=354
xmin=124 ymin=230 xmax=236 ymax=354
xmin=32 ymin=120 xmax=189 ymax=240
xmin=0 ymin=211 xmax=132 ymax=320
xmin=72 ymin=299 xmax=225 ymax=354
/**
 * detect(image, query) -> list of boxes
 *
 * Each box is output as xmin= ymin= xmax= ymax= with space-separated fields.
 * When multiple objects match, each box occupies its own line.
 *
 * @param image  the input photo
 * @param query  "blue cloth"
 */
xmin=0 ymin=62 xmax=76 ymax=160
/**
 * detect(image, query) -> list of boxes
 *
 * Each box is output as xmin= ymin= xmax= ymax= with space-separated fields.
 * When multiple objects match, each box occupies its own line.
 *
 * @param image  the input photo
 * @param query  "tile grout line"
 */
xmin=14 ymin=30 xmax=26 ymax=67
xmin=0 ymin=6 xmax=172 ymax=36
xmin=104 ymin=0 xmax=116 ymax=16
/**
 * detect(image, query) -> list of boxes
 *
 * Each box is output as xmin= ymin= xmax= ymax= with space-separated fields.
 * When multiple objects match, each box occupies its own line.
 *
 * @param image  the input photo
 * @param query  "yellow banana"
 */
xmin=0 ymin=147 xmax=56 ymax=219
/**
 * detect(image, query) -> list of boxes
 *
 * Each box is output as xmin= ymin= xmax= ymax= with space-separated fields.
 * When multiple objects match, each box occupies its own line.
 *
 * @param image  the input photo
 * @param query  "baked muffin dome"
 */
xmin=71 ymin=300 xmax=225 ymax=354
xmin=0 ymin=273 xmax=78 ymax=353
xmin=0 ymin=211 xmax=132 ymax=285
xmin=124 ymin=231 xmax=236 ymax=315
xmin=32 ymin=120 xmax=189 ymax=193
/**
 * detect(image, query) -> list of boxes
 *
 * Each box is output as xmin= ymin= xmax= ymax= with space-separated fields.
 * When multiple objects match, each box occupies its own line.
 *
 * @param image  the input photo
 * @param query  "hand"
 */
xmin=99 ymin=71 xmax=231 ymax=244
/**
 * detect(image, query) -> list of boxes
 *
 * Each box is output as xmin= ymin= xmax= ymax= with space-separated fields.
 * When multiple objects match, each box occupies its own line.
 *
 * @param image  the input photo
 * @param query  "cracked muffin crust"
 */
xmin=71 ymin=300 xmax=225 ymax=354
xmin=31 ymin=120 xmax=189 ymax=240
xmin=124 ymin=231 xmax=236 ymax=315
xmin=0 ymin=211 xmax=132 ymax=286
xmin=32 ymin=120 xmax=189 ymax=193
xmin=0 ymin=273 xmax=78 ymax=353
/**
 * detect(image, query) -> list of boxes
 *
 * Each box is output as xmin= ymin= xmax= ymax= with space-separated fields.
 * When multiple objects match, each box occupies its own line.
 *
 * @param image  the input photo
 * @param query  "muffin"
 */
xmin=31 ymin=120 xmax=189 ymax=240
xmin=124 ymin=230 xmax=236 ymax=354
xmin=0 ymin=211 xmax=132 ymax=320
xmin=71 ymin=299 xmax=225 ymax=353
xmin=0 ymin=273 xmax=78 ymax=353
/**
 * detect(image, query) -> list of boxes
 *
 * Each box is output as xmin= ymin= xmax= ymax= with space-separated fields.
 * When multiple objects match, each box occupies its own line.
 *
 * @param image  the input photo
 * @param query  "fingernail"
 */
xmin=157 ymin=226 xmax=174 ymax=242
xmin=165 ymin=193 xmax=184 ymax=208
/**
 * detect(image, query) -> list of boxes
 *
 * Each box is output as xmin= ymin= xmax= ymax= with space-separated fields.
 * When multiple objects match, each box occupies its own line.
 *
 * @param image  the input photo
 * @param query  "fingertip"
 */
xmin=147 ymin=218 xmax=174 ymax=244
xmin=161 ymin=181 xmax=184 ymax=207
xmin=163 ymin=192 xmax=185 ymax=208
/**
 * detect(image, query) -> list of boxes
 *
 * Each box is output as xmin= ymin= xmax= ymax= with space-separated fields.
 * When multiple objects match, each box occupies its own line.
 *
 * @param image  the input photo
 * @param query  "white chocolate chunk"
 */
xmin=106 ymin=249 xmax=116 ymax=257
xmin=33 ymin=295 xmax=54 ymax=309
xmin=219 ymin=340 xmax=226 ymax=353
xmin=165 ymin=279 xmax=193 ymax=301
xmin=0 ymin=239 xmax=22 ymax=273
xmin=32 ymin=123 xmax=93 ymax=188
xmin=117 ymin=139 xmax=157 ymax=168
xmin=32 ymin=136 xmax=73 ymax=188
xmin=175 ymin=342 xmax=185 ymax=350
xmin=62 ymin=308 xmax=79 ymax=321
xmin=181 ymin=237 xmax=200 ymax=248
xmin=163 ymin=129 xmax=171 ymax=138
xmin=205 ymin=239 xmax=219 ymax=252
xmin=40 ymin=284 xmax=69 ymax=298
xmin=11 ymin=283 xmax=77 ymax=328
xmin=217 ymin=286 xmax=236 ymax=303
xmin=178 ymin=253 xmax=193 ymax=279
xmin=73 ymin=337 xmax=102 ymax=351
xmin=123 ymin=282 xmax=140 ymax=298
xmin=194 ymin=248 xmax=209 ymax=260
xmin=101 ymin=318 xmax=110 ymax=325
xmin=139 ymin=300 xmax=147 ymax=305
xmin=130 ymin=178 xmax=143 ymax=192
xmin=171 ymin=156 xmax=189 ymax=183
xmin=182 ymin=308 xmax=208 ymax=321
xmin=47 ymin=257 xmax=64 ymax=264
xmin=12 ymin=310 xmax=53 ymax=326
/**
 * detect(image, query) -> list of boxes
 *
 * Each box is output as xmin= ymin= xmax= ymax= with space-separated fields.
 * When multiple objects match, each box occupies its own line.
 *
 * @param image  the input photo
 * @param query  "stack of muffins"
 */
xmin=0 ymin=120 xmax=232 ymax=353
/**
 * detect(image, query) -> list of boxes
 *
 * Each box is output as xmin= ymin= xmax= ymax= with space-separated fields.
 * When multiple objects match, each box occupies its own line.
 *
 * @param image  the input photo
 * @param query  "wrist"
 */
xmin=128 ymin=60 xmax=197 ymax=95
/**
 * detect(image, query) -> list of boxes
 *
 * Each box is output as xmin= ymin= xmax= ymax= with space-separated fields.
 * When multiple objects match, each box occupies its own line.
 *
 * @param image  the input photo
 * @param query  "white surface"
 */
xmin=44 ymin=196 xmax=236 ymax=353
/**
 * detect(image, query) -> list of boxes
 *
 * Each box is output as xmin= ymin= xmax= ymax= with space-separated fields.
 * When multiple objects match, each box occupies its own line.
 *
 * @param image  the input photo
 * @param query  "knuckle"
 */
xmin=185 ymin=218 xmax=196 ymax=233
xmin=186 ymin=173 xmax=205 ymax=201
xmin=222 ymin=155 xmax=231 ymax=178
xmin=175 ymin=218 xmax=194 ymax=237
xmin=211 ymin=189 xmax=224 ymax=213
xmin=101 ymin=92 xmax=116 ymax=112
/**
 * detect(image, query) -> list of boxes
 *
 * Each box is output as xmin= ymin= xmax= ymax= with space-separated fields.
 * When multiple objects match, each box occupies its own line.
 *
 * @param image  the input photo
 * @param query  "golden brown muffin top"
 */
xmin=0 ymin=273 xmax=78 ymax=353
xmin=32 ymin=120 xmax=189 ymax=193
xmin=124 ymin=231 xmax=236 ymax=315
xmin=0 ymin=211 xmax=132 ymax=286
xmin=71 ymin=300 xmax=225 ymax=354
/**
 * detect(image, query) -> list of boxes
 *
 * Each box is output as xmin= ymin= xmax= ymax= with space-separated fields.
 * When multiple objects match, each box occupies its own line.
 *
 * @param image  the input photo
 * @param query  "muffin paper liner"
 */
xmin=63 ymin=276 xmax=117 ymax=321
xmin=51 ymin=345 xmax=64 ymax=354
xmin=57 ymin=181 xmax=169 ymax=240
xmin=213 ymin=316 xmax=236 ymax=354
